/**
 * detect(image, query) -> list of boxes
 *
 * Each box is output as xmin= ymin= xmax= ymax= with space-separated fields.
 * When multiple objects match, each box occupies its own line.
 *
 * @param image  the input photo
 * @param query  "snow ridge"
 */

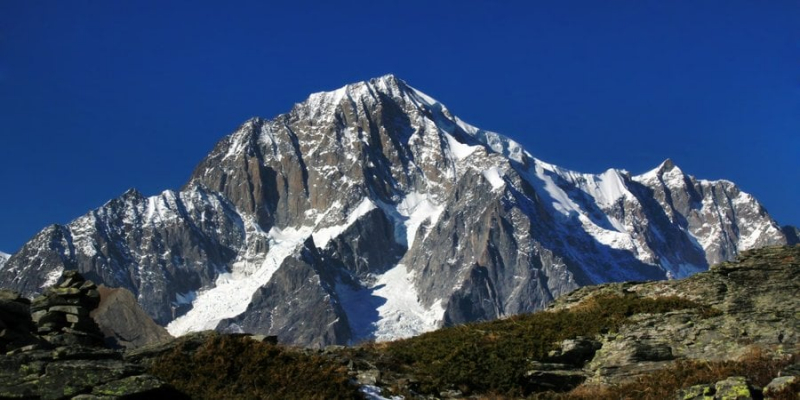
xmin=0 ymin=252 xmax=9 ymax=272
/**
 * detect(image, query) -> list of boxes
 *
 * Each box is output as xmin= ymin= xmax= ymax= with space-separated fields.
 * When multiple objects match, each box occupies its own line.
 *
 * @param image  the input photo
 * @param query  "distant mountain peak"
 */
xmin=660 ymin=158 xmax=676 ymax=171
xmin=0 ymin=77 xmax=791 ymax=348
xmin=121 ymin=188 xmax=145 ymax=200
xmin=635 ymin=158 xmax=686 ymax=184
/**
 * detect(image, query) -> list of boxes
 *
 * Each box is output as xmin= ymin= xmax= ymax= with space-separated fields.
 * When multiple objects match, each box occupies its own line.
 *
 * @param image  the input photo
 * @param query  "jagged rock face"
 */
xmin=217 ymin=239 xmax=351 ymax=347
xmin=0 ymin=75 xmax=793 ymax=347
xmin=1 ymin=187 xmax=244 ymax=325
xmin=0 ymin=252 xmax=9 ymax=271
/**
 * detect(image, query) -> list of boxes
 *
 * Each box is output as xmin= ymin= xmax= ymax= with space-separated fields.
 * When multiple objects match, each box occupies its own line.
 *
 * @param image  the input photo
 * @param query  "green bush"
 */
xmin=149 ymin=334 xmax=361 ymax=400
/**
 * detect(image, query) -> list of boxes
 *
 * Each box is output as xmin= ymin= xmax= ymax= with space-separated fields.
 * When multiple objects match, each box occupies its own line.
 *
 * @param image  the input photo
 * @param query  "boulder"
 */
xmin=763 ymin=375 xmax=797 ymax=397
xmin=524 ymin=369 xmax=587 ymax=393
xmin=90 ymin=286 xmax=172 ymax=349
xmin=546 ymin=336 xmax=602 ymax=366
xmin=678 ymin=376 xmax=759 ymax=400
xmin=713 ymin=376 xmax=758 ymax=400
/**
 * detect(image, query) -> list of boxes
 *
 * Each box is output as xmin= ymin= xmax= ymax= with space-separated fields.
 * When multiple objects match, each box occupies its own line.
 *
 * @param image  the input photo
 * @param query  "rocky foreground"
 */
xmin=0 ymin=245 xmax=798 ymax=399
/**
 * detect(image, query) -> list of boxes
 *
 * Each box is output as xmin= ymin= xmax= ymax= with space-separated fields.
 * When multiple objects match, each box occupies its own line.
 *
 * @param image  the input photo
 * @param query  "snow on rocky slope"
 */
xmin=0 ymin=75 xmax=792 ymax=346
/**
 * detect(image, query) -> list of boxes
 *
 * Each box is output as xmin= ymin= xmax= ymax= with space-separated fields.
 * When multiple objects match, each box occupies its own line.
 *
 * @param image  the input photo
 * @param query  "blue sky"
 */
xmin=1 ymin=1 xmax=798 ymax=252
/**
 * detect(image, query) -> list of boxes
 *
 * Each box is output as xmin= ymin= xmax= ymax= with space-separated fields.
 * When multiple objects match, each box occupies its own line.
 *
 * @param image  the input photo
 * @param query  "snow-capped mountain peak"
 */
xmin=1 ymin=76 xmax=793 ymax=348
xmin=0 ymin=252 xmax=9 ymax=272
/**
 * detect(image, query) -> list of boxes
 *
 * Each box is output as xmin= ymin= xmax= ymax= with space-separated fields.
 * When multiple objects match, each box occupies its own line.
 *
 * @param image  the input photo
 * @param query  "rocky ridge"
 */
xmin=324 ymin=245 xmax=799 ymax=399
xmin=544 ymin=245 xmax=798 ymax=386
xmin=0 ymin=252 xmax=9 ymax=271
xmin=0 ymin=75 xmax=795 ymax=347
xmin=0 ymin=272 xmax=185 ymax=399
xmin=0 ymin=246 xmax=796 ymax=399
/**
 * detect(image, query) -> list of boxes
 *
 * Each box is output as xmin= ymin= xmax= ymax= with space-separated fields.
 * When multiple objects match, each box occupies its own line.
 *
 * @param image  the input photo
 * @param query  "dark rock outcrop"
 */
xmin=91 ymin=286 xmax=173 ymax=349
xmin=0 ymin=289 xmax=43 ymax=353
xmin=546 ymin=245 xmax=799 ymax=385
xmin=0 ymin=271 xmax=188 ymax=399
xmin=30 ymin=271 xmax=104 ymax=347
xmin=0 ymin=347 xmax=188 ymax=400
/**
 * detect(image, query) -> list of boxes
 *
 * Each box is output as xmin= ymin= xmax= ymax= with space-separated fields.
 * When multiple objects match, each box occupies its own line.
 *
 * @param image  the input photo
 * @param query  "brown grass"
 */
xmin=559 ymin=348 xmax=797 ymax=400
xmin=148 ymin=334 xmax=361 ymax=400
xmin=369 ymin=294 xmax=716 ymax=396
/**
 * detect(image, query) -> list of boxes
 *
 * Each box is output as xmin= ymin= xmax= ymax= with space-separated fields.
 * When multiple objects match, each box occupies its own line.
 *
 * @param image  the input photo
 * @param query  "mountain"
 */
xmin=3 ymin=246 xmax=795 ymax=399
xmin=0 ymin=75 xmax=792 ymax=347
xmin=783 ymin=225 xmax=800 ymax=245
xmin=0 ymin=252 xmax=8 ymax=271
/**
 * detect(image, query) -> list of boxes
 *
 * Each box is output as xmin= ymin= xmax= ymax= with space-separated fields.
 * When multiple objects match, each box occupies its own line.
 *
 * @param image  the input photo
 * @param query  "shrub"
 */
xmin=560 ymin=349 xmax=797 ymax=400
xmin=377 ymin=294 xmax=714 ymax=396
xmin=149 ymin=334 xmax=361 ymax=400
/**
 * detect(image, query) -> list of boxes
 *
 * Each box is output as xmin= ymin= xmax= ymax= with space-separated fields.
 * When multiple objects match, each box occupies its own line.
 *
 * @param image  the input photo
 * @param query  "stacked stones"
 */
xmin=30 ymin=270 xmax=105 ymax=347
xmin=0 ymin=289 xmax=40 ymax=352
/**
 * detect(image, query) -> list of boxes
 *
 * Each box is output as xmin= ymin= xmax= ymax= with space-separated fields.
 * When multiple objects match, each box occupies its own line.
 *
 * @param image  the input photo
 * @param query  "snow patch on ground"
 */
xmin=396 ymin=192 xmax=445 ymax=246
xmin=222 ymin=126 xmax=254 ymax=161
xmin=482 ymin=167 xmax=506 ymax=190
xmin=167 ymin=226 xmax=312 ymax=336
xmin=581 ymin=217 xmax=636 ymax=251
xmin=589 ymin=169 xmax=628 ymax=207
xmin=144 ymin=193 xmax=180 ymax=225
xmin=41 ymin=266 xmax=64 ymax=288
xmin=360 ymin=385 xmax=403 ymax=400
xmin=312 ymin=197 xmax=376 ymax=247
xmin=660 ymin=259 xmax=705 ymax=279
xmin=173 ymin=290 xmax=197 ymax=306
xmin=337 ymin=264 xmax=445 ymax=343
xmin=529 ymin=162 xmax=583 ymax=217
xmin=69 ymin=215 xmax=100 ymax=257
xmin=443 ymin=132 xmax=478 ymax=161
xmin=738 ymin=220 xmax=781 ymax=250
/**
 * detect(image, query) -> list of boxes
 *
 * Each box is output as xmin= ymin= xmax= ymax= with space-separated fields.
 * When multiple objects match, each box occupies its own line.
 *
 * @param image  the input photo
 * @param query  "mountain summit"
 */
xmin=0 ymin=76 xmax=792 ymax=347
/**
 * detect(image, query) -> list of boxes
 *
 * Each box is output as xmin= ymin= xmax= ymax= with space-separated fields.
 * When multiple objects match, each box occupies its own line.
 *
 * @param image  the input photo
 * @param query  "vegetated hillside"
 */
xmin=1 ymin=75 xmax=794 ymax=348
xmin=0 ymin=245 xmax=797 ymax=399
xmin=146 ymin=245 xmax=799 ymax=399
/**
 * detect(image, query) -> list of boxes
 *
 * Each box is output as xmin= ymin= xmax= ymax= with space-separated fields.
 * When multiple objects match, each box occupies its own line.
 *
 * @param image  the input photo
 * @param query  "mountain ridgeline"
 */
xmin=0 ymin=75 xmax=793 ymax=347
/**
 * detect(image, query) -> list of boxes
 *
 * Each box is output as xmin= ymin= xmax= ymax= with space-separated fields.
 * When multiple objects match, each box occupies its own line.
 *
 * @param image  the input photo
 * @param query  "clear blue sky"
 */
xmin=1 ymin=1 xmax=798 ymax=253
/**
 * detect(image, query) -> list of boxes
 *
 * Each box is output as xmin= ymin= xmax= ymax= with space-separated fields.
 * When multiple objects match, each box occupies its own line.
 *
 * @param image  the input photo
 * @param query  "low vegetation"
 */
xmin=549 ymin=349 xmax=798 ymax=400
xmin=149 ymin=334 xmax=361 ymax=400
xmin=364 ymin=294 xmax=718 ymax=396
xmin=145 ymin=293 xmax=796 ymax=399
